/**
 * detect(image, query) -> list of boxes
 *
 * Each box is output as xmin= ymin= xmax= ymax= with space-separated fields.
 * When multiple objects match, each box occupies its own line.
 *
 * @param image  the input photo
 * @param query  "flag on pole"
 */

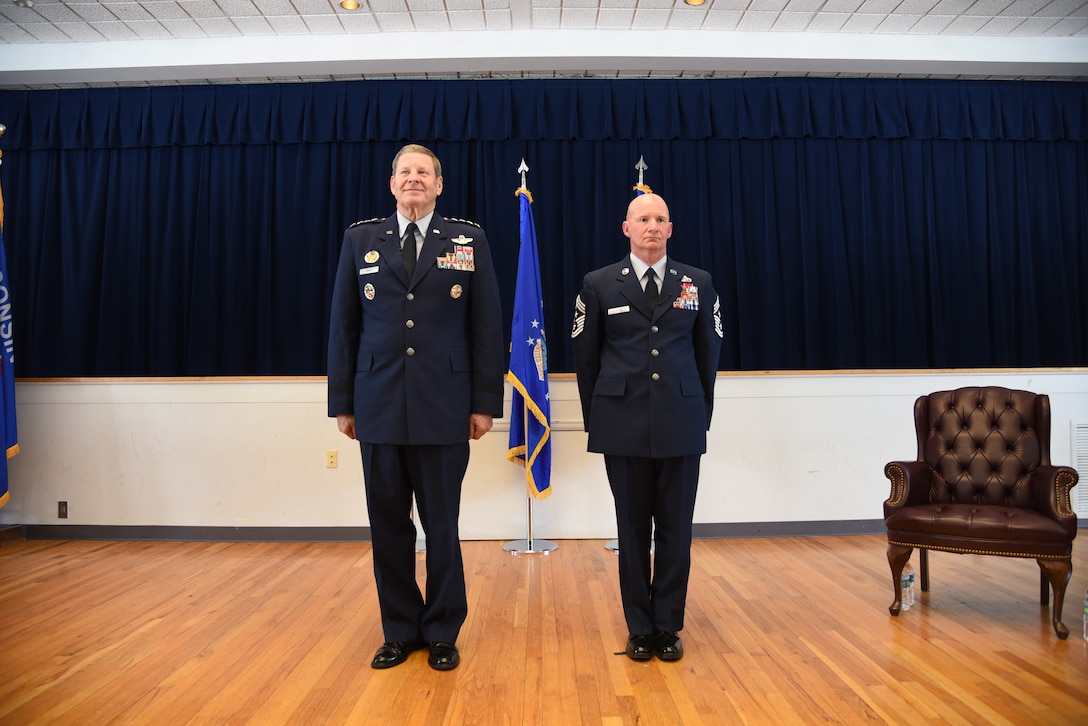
xmin=0 ymin=164 xmax=20 ymax=510
xmin=506 ymin=177 xmax=552 ymax=499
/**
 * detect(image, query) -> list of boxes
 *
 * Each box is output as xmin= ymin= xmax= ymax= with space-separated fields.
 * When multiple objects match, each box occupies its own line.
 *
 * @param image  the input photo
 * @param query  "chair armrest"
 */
xmin=883 ymin=460 xmax=931 ymax=518
xmin=1032 ymin=464 xmax=1079 ymax=537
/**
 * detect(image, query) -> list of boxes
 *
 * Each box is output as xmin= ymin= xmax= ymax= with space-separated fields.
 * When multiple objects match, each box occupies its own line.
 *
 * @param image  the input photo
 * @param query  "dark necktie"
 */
xmin=402 ymin=222 xmax=418 ymax=279
xmin=644 ymin=268 xmax=658 ymax=304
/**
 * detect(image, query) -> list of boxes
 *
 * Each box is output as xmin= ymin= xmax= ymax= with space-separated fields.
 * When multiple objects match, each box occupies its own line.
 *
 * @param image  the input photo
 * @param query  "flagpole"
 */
xmin=503 ymin=159 xmax=556 ymax=556
xmin=606 ymin=155 xmax=655 ymax=554
xmin=503 ymin=401 xmax=557 ymax=555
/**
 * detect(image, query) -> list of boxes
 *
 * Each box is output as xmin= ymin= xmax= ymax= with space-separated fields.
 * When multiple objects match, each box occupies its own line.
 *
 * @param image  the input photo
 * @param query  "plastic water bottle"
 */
xmin=900 ymin=562 xmax=915 ymax=611
xmin=1083 ymin=588 xmax=1087 ymax=641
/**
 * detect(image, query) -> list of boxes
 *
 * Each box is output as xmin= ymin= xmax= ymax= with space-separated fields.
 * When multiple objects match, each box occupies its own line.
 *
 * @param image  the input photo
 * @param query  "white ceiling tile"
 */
xmin=160 ymin=17 xmax=210 ymax=36
xmin=774 ymin=10 xmax=816 ymax=28
xmin=875 ymin=13 xmax=921 ymax=29
xmin=104 ymin=2 xmax=157 ymax=21
xmin=976 ymin=14 xmax=1026 ymax=29
xmin=963 ymin=0 xmax=1015 ymax=15
xmin=267 ymin=15 xmax=310 ymax=31
xmin=821 ymin=0 xmax=864 ymax=12
xmin=373 ymin=10 xmax=416 ymax=27
xmin=749 ymin=0 xmax=790 ymax=11
xmin=65 ymin=3 xmax=124 ymax=22
xmin=338 ymin=12 xmax=382 ymax=29
xmin=784 ymin=0 xmax=828 ymax=11
xmin=369 ymin=0 xmax=410 ymax=11
xmin=669 ymin=8 xmax=707 ymax=25
xmin=702 ymin=9 xmax=744 ymax=27
xmin=858 ymin=0 xmax=902 ymax=12
xmin=408 ymin=0 xmax=448 ymax=11
xmin=53 ymin=21 xmax=110 ymax=39
xmin=841 ymin=11 xmax=885 ymax=29
xmin=1005 ymin=14 xmax=1058 ymax=28
xmin=1037 ymin=0 xmax=1085 ymax=16
xmin=302 ymin=14 xmax=349 ymax=31
xmin=252 ymin=0 xmax=302 ymax=14
xmin=294 ymin=0 xmax=336 ymax=12
xmin=561 ymin=7 xmax=599 ymax=25
xmin=195 ymin=17 xmax=246 ymax=34
xmin=1042 ymin=15 xmax=1088 ymax=30
xmin=532 ymin=7 xmax=561 ymax=24
xmin=632 ymin=7 xmax=672 ymax=26
xmin=639 ymin=0 xmax=680 ymax=8
xmin=908 ymin=12 xmax=954 ymax=28
xmin=147 ymin=3 xmax=199 ymax=20
xmin=713 ymin=0 xmax=753 ymax=8
xmin=942 ymin=13 xmax=991 ymax=30
xmin=894 ymin=0 xmax=940 ymax=12
xmin=413 ymin=10 xmax=452 ymax=28
xmin=738 ymin=9 xmax=780 ymax=28
xmin=94 ymin=20 xmax=142 ymax=39
xmin=122 ymin=19 xmax=173 ymax=37
xmin=927 ymin=0 xmax=975 ymax=15
xmin=483 ymin=9 xmax=511 ymax=26
xmin=998 ymin=0 xmax=1046 ymax=12
xmin=806 ymin=10 xmax=850 ymax=28
xmin=598 ymin=7 xmax=636 ymax=24
xmin=232 ymin=15 xmax=276 ymax=31
xmin=449 ymin=9 xmax=488 ymax=25
xmin=564 ymin=0 xmax=602 ymax=8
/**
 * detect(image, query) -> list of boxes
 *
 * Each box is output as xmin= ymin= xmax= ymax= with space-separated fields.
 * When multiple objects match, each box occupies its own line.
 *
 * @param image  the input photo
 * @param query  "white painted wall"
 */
xmin=1 ymin=371 xmax=1085 ymax=539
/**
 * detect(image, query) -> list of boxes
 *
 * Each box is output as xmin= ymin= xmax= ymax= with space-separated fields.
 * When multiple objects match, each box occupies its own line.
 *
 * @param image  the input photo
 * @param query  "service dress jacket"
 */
xmin=572 ymin=257 xmax=722 ymax=459
xmin=327 ymin=213 xmax=505 ymax=445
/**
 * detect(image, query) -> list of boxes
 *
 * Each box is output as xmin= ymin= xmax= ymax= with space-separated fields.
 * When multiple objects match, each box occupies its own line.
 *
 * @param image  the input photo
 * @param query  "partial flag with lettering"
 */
xmin=0 ymin=176 xmax=19 ymax=509
xmin=506 ymin=188 xmax=552 ymax=499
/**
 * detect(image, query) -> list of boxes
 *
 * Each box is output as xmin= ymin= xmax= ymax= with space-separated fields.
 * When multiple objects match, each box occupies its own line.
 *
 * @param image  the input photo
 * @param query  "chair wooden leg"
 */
xmin=887 ymin=543 xmax=912 ymax=616
xmin=1037 ymin=559 xmax=1072 ymax=640
xmin=919 ymin=548 xmax=929 ymax=591
xmin=1040 ymin=569 xmax=1049 ymax=606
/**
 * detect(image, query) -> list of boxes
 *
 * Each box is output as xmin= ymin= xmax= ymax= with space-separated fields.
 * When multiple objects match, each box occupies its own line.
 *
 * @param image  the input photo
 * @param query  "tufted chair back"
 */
xmin=883 ymin=385 xmax=1078 ymax=638
xmin=919 ymin=387 xmax=1045 ymax=509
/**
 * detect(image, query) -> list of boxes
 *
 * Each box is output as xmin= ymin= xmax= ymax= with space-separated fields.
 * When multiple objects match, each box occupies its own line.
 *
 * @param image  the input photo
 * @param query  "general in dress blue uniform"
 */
xmin=328 ymin=145 xmax=504 ymax=671
xmin=571 ymin=193 xmax=723 ymax=662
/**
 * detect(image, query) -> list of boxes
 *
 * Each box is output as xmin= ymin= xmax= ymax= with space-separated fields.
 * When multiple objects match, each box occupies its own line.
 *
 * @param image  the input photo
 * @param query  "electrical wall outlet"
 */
xmin=58 ymin=501 xmax=68 ymax=519
xmin=326 ymin=450 xmax=338 ymax=468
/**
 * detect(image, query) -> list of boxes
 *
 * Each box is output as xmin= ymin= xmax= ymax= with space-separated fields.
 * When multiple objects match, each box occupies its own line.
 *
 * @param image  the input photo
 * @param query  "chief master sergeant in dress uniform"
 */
xmin=327 ymin=144 xmax=505 ymax=671
xmin=571 ymin=192 xmax=723 ymax=662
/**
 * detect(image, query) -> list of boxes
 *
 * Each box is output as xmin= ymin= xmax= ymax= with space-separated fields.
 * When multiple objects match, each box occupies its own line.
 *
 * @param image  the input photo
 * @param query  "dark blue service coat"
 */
xmin=327 ymin=213 xmax=505 ymax=442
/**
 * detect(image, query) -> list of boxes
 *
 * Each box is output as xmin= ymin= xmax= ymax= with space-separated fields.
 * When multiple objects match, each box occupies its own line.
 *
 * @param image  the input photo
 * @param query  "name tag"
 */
xmin=607 ymin=305 xmax=630 ymax=315
xmin=358 ymin=266 xmax=379 ymax=276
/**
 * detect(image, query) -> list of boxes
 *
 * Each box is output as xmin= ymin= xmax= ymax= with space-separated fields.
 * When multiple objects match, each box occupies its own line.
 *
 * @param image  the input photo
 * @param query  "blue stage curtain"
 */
xmin=0 ymin=79 xmax=1084 ymax=376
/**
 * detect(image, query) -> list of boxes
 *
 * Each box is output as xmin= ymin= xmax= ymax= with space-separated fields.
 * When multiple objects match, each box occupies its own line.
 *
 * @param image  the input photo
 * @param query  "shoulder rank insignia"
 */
xmin=348 ymin=216 xmax=385 ymax=229
xmin=444 ymin=216 xmax=482 ymax=228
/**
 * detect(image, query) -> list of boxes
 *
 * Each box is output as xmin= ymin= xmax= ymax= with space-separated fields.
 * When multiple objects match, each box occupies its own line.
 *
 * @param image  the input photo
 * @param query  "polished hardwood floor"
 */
xmin=0 ymin=533 xmax=1085 ymax=725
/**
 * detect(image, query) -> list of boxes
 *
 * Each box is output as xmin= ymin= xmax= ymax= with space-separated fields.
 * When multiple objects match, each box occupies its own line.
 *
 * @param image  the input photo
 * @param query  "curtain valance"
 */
xmin=2 ymin=78 xmax=1086 ymax=150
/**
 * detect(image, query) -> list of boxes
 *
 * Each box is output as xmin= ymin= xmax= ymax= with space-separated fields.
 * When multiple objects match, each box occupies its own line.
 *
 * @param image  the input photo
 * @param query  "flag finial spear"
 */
xmin=633 ymin=155 xmax=652 ymax=195
xmin=516 ymin=158 xmax=533 ymax=201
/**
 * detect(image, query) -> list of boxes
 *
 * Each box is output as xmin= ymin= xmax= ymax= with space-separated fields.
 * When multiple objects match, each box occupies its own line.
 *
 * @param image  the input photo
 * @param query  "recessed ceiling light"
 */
xmin=340 ymin=0 xmax=360 ymax=9
xmin=13 ymin=0 xmax=34 ymax=8
xmin=683 ymin=0 xmax=706 ymax=5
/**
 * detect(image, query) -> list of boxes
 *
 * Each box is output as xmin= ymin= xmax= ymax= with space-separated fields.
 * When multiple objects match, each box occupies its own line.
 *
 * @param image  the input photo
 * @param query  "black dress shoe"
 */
xmin=371 ymin=641 xmax=421 ymax=669
xmin=625 ymin=634 xmax=655 ymax=661
xmin=428 ymin=641 xmax=460 ymax=671
xmin=654 ymin=631 xmax=683 ymax=661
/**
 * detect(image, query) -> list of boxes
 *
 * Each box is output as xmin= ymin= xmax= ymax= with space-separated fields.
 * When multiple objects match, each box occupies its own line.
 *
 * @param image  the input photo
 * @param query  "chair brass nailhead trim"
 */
xmin=887 ymin=539 xmax=1072 ymax=560
xmin=885 ymin=464 xmax=905 ymax=506
xmin=1056 ymin=470 xmax=1075 ymax=517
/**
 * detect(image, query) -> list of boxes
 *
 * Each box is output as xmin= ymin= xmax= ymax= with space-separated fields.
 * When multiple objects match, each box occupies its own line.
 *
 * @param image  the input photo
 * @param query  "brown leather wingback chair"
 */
xmin=883 ymin=386 xmax=1079 ymax=638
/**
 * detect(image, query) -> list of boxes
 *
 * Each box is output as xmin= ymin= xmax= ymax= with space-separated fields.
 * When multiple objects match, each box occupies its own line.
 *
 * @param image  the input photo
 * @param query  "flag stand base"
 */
xmin=503 ymin=538 xmax=557 ymax=555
